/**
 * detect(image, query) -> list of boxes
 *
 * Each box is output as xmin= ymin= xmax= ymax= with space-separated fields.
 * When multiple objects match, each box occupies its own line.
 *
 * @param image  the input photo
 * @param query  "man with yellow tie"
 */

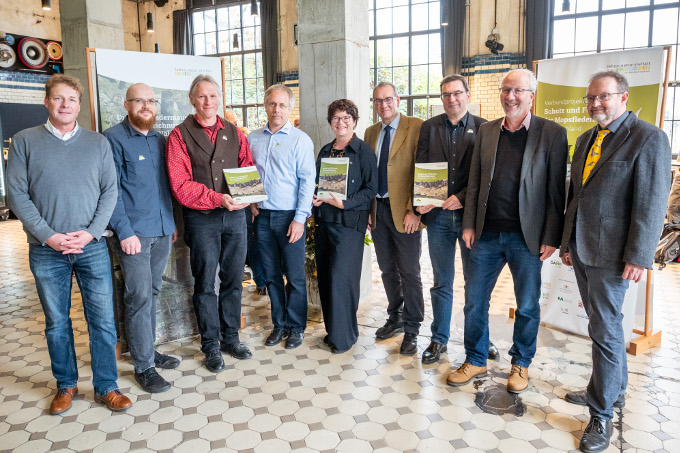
xmin=560 ymin=70 xmax=671 ymax=453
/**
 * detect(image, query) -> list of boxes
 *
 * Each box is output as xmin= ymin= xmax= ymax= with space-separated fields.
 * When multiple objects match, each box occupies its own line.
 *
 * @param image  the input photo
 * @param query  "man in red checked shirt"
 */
xmin=166 ymin=74 xmax=254 ymax=373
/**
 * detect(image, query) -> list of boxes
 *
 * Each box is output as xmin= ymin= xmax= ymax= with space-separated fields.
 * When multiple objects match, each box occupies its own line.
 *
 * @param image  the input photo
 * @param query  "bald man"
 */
xmin=225 ymin=110 xmax=250 ymax=137
xmin=104 ymin=83 xmax=180 ymax=394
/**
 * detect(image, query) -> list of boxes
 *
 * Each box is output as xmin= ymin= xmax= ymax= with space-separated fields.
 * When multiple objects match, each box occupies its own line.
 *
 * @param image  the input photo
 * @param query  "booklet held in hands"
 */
xmin=223 ymin=166 xmax=268 ymax=203
xmin=413 ymin=162 xmax=448 ymax=207
xmin=317 ymin=157 xmax=349 ymax=200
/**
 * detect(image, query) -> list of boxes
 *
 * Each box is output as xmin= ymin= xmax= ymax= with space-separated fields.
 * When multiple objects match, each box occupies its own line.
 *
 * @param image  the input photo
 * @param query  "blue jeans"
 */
xmin=427 ymin=210 xmax=469 ymax=344
xmin=111 ymin=235 xmax=172 ymax=374
xmin=183 ymin=208 xmax=246 ymax=353
xmin=246 ymin=211 xmax=266 ymax=287
xmin=464 ymin=231 xmax=542 ymax=368
xmin=570 ymin=240 xmax=629 ymax=421
xmin=255 ymin=209 xmax=307 ymax=332
xmin=28 ymin=240 xmax=119 ymax=396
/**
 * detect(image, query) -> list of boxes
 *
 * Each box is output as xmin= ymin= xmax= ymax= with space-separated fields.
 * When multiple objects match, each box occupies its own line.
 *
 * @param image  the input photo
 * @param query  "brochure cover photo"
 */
xmin=317 ymin=157 xmax=349 ymax=200
xmin=223 ymin=166 xmax=268 ymax=203
xmin=413 ymin=162 xmax=448 ymax=207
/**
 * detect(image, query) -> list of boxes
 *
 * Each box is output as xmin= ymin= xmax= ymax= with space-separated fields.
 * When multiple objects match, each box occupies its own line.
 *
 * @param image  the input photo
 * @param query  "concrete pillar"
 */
xmin=60 ymin=0 xmax=125 ymax=129
xmin=296 ymin=0 xmax=371 ymax=150
xmin=297 ymin=0 xmax=373 ymax=304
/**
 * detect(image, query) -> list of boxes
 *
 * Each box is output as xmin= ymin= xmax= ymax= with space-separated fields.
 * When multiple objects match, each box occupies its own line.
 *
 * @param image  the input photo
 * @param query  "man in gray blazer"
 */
xmin=560 ymin=71 xmax=671 ymax=453
xmin=447 ymin=69 xmax=568 ymax=393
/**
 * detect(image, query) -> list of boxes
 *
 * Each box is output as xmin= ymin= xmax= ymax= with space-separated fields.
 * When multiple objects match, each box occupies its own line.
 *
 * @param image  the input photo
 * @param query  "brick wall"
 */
xmin=0 ymin=72 xmax=51 ymax=105
xmin=463 ymin=53 xmax=526 ymax=121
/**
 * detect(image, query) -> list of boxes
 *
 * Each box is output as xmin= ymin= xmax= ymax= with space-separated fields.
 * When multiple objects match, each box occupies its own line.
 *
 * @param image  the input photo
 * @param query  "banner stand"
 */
xmin=509 ymin=47 xmax=672 ymax=356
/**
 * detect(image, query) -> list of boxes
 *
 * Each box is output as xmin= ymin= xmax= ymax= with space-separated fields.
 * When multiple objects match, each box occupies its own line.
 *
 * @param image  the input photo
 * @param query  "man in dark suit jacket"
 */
xmin=560 ymin=71 xmax=671 ymax=453
xmin=447 ymin=69 xmax=568 ymax=393
xmin=415 ymin=74 xmax=490 ymax=365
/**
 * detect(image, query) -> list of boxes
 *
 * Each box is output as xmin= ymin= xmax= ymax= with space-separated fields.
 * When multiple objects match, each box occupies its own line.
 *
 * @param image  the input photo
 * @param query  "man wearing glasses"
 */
xmin=365 ymin=81 xmax=425 ymax=355
xmin=449 ymin=69 xmax=568 ymax=393
xmin=166 ymin=75 xmax=254 ymax=372
xmin=560 ymin=71 xmax=670 ymax=453
xmin=415 ymin=74 xmax=493 ymax=365
xmin=248 ymin=84 xmax=315 ymax=350
xmin=105 ymin=83 xmax=180 ymax=393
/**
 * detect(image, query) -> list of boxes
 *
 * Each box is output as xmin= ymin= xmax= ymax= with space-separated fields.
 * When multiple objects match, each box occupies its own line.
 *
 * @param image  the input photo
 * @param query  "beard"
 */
xmin=129 ymin=110 xmax=156 ymax=130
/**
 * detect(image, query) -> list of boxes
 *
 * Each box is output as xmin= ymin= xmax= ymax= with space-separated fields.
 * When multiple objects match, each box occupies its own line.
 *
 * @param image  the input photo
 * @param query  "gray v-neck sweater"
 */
xmin=7 ymin=125 xmax=118 ymax=244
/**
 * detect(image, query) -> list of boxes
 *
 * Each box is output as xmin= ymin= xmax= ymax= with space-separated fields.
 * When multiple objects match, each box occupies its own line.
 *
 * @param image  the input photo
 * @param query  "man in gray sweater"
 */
xmin=7 ymin=74 xmax=132 ymax=415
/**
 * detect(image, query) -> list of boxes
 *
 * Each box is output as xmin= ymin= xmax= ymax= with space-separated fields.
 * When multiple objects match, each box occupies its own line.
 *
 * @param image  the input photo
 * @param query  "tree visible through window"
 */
xmin=193 ymin=1 xmax=266 ymax=131
xmin=552 ymin=0 xmax=680 ymax=156
xmin=369 ymin=0 xmax=443 ymax=121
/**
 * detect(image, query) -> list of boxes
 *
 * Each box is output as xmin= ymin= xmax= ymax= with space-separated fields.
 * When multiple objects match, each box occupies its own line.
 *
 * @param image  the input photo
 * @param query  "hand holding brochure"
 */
xmin=223 ymin=166 xmax=268 ymax=203
xmin=317 ymin=157 xmax=349 ymax=200
xmin=413 ymin=162 xmax=448 ymax=207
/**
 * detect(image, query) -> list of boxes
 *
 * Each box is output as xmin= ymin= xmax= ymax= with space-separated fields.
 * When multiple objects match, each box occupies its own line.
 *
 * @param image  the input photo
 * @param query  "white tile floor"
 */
xmin=1 ymin=218 xmax=680 ymax=452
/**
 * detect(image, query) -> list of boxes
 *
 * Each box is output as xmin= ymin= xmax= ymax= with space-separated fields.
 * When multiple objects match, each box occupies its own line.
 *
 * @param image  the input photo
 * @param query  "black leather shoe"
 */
xmin=322 ymin=335 xmax=329 ymax=345
xmin=265 ymin=328 xmax=289 ymax=346
xmin=565 ymin=390 xmax=625 ymax=408
xmin=135 ymin=368 xmax=171 ymax=393
xmin=579 ymin=416 xmax=613 ymax=453
xmin=204 ymin=349 xmax=224 ymax=373
xmin=400 ymin=333 xmax=418 ymax=355
xmin=376 ymin=320 xmax=404 ymax=340
xmin=154 ymin=351 xmax=180 ymax=369
xmin=256 ymin=286 xmax=268 ymax=296
xmin=221 ymin=341 xmax=253 ymax=360
xmin=422 ymin=341 xmax=447 ymax=364
xmin=285 ymin=331 xmax=304 ymax=349
xmin=488 ymin=342 xmax=500 ymax=360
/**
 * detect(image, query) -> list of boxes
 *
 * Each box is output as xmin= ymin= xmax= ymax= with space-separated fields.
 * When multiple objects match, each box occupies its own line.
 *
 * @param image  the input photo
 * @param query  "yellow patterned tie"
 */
xmin=582 ymin=129 xmax=610 ymax=184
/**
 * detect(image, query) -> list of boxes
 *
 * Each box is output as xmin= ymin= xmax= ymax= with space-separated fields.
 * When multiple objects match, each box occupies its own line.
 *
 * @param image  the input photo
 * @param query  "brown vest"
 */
xmin=177 ymin=115 xmax=240 ymax=195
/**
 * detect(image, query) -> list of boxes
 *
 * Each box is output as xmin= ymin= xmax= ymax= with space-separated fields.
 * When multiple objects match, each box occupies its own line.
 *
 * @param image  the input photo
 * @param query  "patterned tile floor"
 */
xmin=1 ymin=219 xmax=680 ymax=453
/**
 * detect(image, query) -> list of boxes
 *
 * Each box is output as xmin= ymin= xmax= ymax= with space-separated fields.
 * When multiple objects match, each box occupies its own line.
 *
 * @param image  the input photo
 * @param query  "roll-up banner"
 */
xmin=535 ymin=48 xmax=666 ymax=342
xmin=94 ymin=49 xmax=223 ymax=135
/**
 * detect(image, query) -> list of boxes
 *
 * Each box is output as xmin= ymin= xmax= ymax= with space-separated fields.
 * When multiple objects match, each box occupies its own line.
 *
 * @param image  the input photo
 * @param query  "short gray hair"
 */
xmin=588 ymin=70 xmax=629 ymax=94
xmin=264 ymin=84 xmax=295 ymax=110
xmin=189 ymin=74 xmax=221 ymax=98
xmin=373 ymin=81 xmax=400 ymax=98
xmin=500 ymin=68 xmax=537 ymax=91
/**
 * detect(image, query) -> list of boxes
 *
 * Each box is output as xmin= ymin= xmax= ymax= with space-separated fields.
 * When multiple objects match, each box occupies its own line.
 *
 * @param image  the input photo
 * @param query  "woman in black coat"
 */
xmin=312 ymin=99 xmax=377 ymax=353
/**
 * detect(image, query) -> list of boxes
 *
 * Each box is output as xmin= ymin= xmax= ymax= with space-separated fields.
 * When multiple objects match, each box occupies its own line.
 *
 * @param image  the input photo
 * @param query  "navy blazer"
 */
xmin=415 ymin=112 xmax=487 ymax=226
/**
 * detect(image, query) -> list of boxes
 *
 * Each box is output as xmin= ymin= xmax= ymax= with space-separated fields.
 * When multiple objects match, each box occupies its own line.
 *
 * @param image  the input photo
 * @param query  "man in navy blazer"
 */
xmin=415 ymin=74 xmax=491 ymax=365
xmin=560 ymin=71 xmax=671 ymax=453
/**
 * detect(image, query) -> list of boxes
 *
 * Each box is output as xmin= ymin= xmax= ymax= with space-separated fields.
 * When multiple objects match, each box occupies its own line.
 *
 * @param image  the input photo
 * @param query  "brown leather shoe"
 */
xmin=446 ymin=362 xmax=487 ymax=386
xmin=50 ymin=387 xmax=78 ymax=415
xmin=94 ymin=389 xmax=132 ymax=412
xmin=507 ymin=364 xmax=529 ymax=393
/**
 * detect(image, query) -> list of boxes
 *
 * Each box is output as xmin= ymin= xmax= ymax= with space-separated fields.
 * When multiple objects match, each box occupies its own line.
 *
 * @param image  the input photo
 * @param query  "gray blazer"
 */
xmin=560 ymin=112 xmax=671 ymax=269
xmin=463 ymin=115 xmax=569 ymax=255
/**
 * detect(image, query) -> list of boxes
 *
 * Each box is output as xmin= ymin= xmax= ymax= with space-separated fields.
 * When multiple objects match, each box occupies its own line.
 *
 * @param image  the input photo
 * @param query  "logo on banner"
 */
xmin=560 ymin=307 xmax=569 ymax=314
xmin=607 ymin=61 xmax=652 ymax=74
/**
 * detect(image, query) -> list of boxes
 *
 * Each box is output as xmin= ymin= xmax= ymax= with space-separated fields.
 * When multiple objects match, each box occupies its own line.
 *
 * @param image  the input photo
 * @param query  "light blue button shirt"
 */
xmin=248 ymin=121 xmax=316 ymax=224
xmin=374 ymin=112 xmax=401 ymax=198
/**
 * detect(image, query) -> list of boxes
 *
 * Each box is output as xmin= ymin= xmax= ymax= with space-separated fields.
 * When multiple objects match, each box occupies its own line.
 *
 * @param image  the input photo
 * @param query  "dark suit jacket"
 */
xmin=416 ymin=112 xmax=487 ymax=226
xmin=463 ymin=115 xmax=569 ymax=255
xmin=365 ymin=115 xmax=425 ymax=233
xmin=560 ymin=112 xmax=671 ymax=269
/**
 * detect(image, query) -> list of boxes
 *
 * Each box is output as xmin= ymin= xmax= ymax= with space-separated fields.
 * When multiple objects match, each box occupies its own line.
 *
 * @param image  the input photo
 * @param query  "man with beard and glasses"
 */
xmin=105 ymin=83 xmax=180 ymax=393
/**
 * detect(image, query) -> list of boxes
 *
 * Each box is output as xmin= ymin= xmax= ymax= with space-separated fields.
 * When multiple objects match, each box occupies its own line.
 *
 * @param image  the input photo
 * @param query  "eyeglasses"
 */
xmin=127 ymin=98 xmax=159 ymax=106
xmin=499 ymin=88 xmax=533 ymax=96
xmin=266 ymin=101 xmax=290 ymax=110
xmin=441 ymin=91 xmax=467 ymax=99
xmin=582 ymin=92 xmax=623 ymax=104
xmin=331 ymin=115 xmax=353 ymax=123
xmin=373 ymin=96 xmax=395 ymax=106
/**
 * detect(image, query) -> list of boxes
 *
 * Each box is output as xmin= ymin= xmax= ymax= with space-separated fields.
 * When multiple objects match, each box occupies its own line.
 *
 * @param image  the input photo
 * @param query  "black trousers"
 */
xmin=371 ymin=201 xmax=424 ymax=334
xmin=183 ymin=208 xmax=246 ymax=353
xmin=315 ymin=219 xmax=366 ymax=352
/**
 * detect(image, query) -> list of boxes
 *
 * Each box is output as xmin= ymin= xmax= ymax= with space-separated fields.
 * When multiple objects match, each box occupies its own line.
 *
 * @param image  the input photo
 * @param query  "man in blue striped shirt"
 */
xmin=248 ymin=84 xmax=316 ymax=349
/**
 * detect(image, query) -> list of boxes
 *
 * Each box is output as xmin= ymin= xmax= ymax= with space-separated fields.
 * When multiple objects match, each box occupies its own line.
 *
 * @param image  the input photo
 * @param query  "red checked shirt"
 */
xmin=166 ymin=115 xmax=254 ymax=210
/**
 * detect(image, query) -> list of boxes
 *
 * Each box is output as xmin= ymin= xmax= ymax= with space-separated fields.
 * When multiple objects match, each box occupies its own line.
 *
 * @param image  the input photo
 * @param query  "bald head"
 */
xmin=124 ymin=83 xmax=157 ymax=133
xmin=126 ymin=83 xmax=154 ymax=101
xmin=224 ymin=110 xmax=239 ymax=126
